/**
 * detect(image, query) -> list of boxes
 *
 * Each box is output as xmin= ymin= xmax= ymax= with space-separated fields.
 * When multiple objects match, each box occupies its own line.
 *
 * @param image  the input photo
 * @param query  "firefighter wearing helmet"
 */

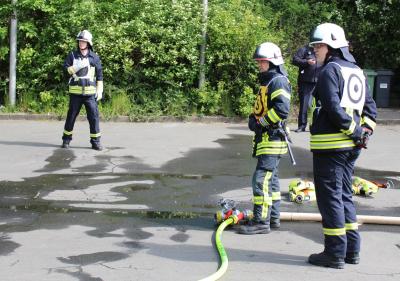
xmin=61 ymin=30 xmax=104 ymax=150
xmin=307 ymin=23 xmax=377 ymax=268
xmin=238 ymin=42 xmax=291 ymax=235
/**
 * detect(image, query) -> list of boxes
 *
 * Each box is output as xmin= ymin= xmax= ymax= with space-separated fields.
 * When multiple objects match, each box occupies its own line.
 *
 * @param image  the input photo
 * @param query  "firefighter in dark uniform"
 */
xmin=61 ymin=30 xmax=103 ymax=150
xmin=292 ymin=44 xmax=321 ymax=132
xmin=307 ymin=23 xmax=377 ymax=268
xmin=239 ymin=42 xmax=291 ymax=235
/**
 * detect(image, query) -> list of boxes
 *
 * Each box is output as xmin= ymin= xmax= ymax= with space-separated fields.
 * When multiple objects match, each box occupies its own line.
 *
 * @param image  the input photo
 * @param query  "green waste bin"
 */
xmin=363 ymin=69 xmax=377 ymax=99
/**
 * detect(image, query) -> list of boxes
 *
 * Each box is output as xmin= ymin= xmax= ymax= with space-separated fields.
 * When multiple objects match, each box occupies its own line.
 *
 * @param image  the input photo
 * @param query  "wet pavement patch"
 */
xmin=121 ymin=241 xmax=146 ymax=250
xmin=0 ymin=133 xmax=399 ymax=232
xmin=0 ymin=234 xmax=20 ymax=256
xmin=169 ymin=232 xmax=190 ymax=243
xmin=57 ymin=251 xmax=129 ymax=266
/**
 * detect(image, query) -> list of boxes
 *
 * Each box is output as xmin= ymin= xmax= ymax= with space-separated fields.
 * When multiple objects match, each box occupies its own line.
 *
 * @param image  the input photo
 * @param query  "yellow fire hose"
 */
xmin=199 ymin=212 xmax=400 ymax=281
xmin=198 ymin=217 xmax=234 ymax=281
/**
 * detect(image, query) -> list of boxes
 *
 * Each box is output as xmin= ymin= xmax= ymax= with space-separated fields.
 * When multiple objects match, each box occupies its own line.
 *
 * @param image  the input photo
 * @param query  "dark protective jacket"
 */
xmin=64 ymin=49 xmax=103 ymax=95
xmin=310 ymin=56 xmax=377 ymax=152
xmin=292 ymin=45 xmax=321 ymax=83
xmin=251 ymin=68 xmax=291 ymax=156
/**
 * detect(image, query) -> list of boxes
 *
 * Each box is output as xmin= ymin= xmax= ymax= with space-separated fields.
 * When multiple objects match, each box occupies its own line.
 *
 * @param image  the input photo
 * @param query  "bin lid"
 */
xmin=376 ymin=69 xmax=394 ymax=75
xmin=363 ymin=69 xmax=377 ymax=75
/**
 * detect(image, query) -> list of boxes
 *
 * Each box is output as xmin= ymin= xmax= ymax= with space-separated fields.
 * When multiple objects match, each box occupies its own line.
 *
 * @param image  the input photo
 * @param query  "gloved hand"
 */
xmin=96 ymin=91 xmax=102 ymax=101
xmin=72 ymin=57 xmax=90 ymax=73
xmin=248 ymin=114 xmax=258 ymax=131
xmin=96 ymin=81 xmax=103 ymax=101
xmin=353 ymin=127 xmax=372 ymax=149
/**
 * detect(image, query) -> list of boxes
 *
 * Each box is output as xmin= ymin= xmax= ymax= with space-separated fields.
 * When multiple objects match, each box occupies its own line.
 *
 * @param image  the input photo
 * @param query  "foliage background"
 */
xmin=0 ymin=0 xmax=399 ymax=117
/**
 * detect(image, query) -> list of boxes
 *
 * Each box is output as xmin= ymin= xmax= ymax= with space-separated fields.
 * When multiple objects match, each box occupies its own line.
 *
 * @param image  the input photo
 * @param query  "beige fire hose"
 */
xmin=281 ymin=212 xmax=400 ymax=225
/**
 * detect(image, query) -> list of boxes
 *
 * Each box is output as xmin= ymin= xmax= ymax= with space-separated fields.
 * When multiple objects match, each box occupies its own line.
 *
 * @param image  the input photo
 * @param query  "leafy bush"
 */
xmin=0 ymin=0 xmax=398 ymax=117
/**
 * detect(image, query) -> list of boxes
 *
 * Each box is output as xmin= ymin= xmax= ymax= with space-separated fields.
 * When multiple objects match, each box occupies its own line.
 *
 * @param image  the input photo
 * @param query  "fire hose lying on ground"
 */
xmin=198 ymin=199 xmax=400 ymax=281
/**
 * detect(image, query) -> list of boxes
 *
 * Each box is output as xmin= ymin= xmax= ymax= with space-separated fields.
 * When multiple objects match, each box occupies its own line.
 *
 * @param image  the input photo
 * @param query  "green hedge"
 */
xmin=0 ymin=0 xmax=398 ymax=116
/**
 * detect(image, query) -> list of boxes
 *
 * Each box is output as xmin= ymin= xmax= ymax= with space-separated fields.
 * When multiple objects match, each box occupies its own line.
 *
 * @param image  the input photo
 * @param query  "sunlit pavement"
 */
xmin=0 ymin=120 xmax=399 ymax=281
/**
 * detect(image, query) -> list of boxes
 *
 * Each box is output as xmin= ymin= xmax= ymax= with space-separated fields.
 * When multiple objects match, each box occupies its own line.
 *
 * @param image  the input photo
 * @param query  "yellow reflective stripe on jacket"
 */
xmin=270 ymin=89 xmax=291 ymax=101
xmin=323 ymin=227 xmax=346 ymax=236
xmin=90 ymin=133 xmax=101 ymax=138
xmin=267 ymin=108 xmax=281 ymax=123
xmin=69 ymin=85 xmax=96 ymax=95
xmin=310 ymin=140 xmax=356 ymax=150
xmin=63 ymin=130 xmax=73 ymax=136
xmin=257 ymin=141 xmax=287 ymax=148
xmin=340 ymin=108 xmax=357 ymax=135
xmin=272 ymin=191 xmax=281 ymax=200
xmin=345 ymin=222 xmax=359 ymax=231
xmin=310 ymin=132 xmax=356 ymax=150
xmin=361 ymin=116 xmax=376 ymax=130
xmin=256 ymin=134 xmax=288 ymax=155
xmin=341 ymin=119 xmax=356 ymax=135
xmin=311 ymin=132 xmax=351 ymax=141
xmin=256 ymin=148 xmax=288 ymax=155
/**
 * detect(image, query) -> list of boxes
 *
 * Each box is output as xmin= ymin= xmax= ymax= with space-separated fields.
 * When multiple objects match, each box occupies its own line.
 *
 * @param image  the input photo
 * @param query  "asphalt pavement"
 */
xmin=0 ymin=114 xmax=399 ymax=281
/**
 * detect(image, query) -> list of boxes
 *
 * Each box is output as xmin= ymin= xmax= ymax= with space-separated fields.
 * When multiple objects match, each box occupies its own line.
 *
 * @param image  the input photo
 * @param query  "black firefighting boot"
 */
xmin=345 ymin=252 xmax=360 ymax=264
xmin=61 ymin=140 xmax=70 ymax=149
xmin=237 ymin=219 xmax=270 ymax=235
xmin=238 ymin=204 xmax=270 ymax=235
xmin=270 ymin=218 xmax=280 ymax=229
xmin=308 ymin=252 xmax=345 ymax=269
xmin=91 ymin=142 xmax=103 ymax=151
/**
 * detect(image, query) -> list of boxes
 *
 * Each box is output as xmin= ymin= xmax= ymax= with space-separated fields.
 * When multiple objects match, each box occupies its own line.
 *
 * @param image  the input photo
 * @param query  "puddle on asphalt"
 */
xmin=0 ymin=134 xmax=399 ymax=219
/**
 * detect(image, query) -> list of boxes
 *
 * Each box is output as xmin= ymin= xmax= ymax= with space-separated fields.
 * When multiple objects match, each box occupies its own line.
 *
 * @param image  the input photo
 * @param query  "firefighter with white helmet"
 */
xmin=307 ymin=23 xmax=377 ymax=268
xmin=238 ymin=42 xmax=291 ymax=235
xmin=61 ymin=30 xmax=104 ymax=150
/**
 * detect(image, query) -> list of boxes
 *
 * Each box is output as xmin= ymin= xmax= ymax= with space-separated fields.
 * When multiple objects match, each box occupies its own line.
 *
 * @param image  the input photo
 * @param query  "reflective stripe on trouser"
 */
xmin=313 ymin=149 xmax=361 ymax=258
xmin=62 ymin=94 xmax=101 ymax=144
xmin=252 ymin=154 xmax=281 ymax=223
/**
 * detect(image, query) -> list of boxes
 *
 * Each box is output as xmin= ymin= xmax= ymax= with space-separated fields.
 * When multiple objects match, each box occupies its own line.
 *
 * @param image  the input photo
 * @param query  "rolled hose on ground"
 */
xmin=198 ymin=217 xmax=234 ymax=281
xmin=198 ymin=212 xmax=400 ymax=281
xmin=280 ymin=212 xmax=400 ymax=225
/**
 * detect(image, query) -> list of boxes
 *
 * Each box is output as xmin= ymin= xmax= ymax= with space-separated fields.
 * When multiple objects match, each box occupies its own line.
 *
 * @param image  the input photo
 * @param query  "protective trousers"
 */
xmin=252 ymin=154 xmax=281 ymax=224
xmin=297 ymin=82 xmax=315 ymax=129
xmin=313 ymin=149 xmax=361 ymax=258
xmin=62 ymin=94 xmax=101 ymax=145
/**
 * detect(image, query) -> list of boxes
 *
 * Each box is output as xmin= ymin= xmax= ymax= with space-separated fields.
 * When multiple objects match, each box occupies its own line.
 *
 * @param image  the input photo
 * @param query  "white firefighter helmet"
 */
xmin=253 ymin=42 xmax=284 ymax=66
xmin=76 ymin=30 xmax=93 ymax=47
xmin=309 ymin=23 xmax=348 ymax=49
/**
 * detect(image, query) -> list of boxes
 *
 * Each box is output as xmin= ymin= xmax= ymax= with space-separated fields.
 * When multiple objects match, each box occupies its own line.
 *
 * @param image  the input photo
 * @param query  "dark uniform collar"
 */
xmin=258 ymin=68 xmax=279 ymax=83
xmin=326 ymin=48 xmax=356 ymax=65
xmin=258 ymin=66 xmax=288 ymax=83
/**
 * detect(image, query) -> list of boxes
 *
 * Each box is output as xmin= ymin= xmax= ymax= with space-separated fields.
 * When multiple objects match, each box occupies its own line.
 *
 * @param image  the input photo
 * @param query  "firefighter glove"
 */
xmin=248 ymin=114 xmax=259 ymax=132
xmin=353 ymin=127 xmax=372 ymax=149
xmin=96 ymin=81 xmax=103 ymax=101
xmin=72 ymin=57 xmax=90 ymax=73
